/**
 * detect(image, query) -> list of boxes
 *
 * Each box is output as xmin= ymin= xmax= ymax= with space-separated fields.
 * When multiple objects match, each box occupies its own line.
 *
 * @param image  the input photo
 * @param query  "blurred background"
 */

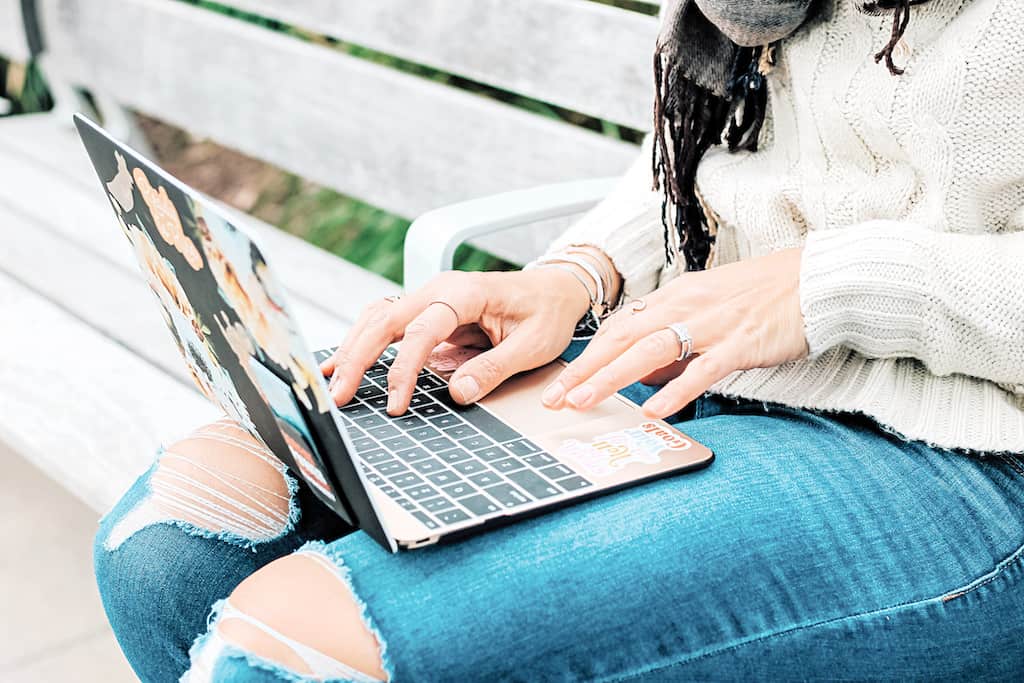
xmin=0 ymin=0 xmax=655 ymax=679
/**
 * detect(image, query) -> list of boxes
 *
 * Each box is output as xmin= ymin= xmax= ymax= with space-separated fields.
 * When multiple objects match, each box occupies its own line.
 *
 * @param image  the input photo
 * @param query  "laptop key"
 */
xmin=427 ymin=470 xmax=460 ymax=487
xmin=504 ymin=439 xmax=541 ymax=457
xmin=358 ymin=449 xmax=391 ymax=465
xmin=411 ymin=458 xmax=446 ymax=474
xmin=375 ymin=460 xmax=408 ymax=476
xmin=395 ymin=447 xmax=431 ymax=462
xmin=406 ymin=484 xmax=439 ymax=500
xmin=366 ymin=395 xmax=389 ymax=411
xmin=458 ymin=494 xmax=500 ymax=516
xmin=367 ymin=424 xmax=400 ymax=440
xmin=428 ymin=413 xmax=460 ymax=429
xmin=452 ymin=459 xmax=487 ymax=475
xmin=443 ymin=424 xmax=478 ymax=440
xmin=540 ymin=463 xmax=576 ymax=480
xmin=407 ymin=393 xmax=433 ymax=408
xmin=394 ymin=497 xmax=416 ymax=511
xmin=390 ymin=472 xmax=423 ymax=487
xmin=416 ymin=374 xmax=446 ymax=391
xmin=352 ymin=436 xmax=376 ymax=453
xmin=381 ymin=435 xmax=415 ymax=452
xmin=491 ymin=457 xmax=525 ymax=473
xmin=394 ymin=414 xmax=425 ymax=431
xmin=484 ymin=483 xmax=530 ymax=508
xmin=468 ymin=471 xmax=502 ymax=488
xmin=459 ymin=436 xmax=493 ymax=452
xmin=353 ymin=413 xmax=386 ymax=429
xmin=523 ymin=452 xmax=558 ymax=469
xmin=341 ymin=403 xmax=373 ymax=418
xmin=411 ymin=511 xmax=439 ymax=530
xmin=420 ymin=497 xmax=455 ymax=512
xmin=379 ymin=485 xmax=402 ymax=499
xmin=437 ymin=448 xmax=472 ymax=465
xmin=557 ymin=475 xmax=592 ymax=491
xmin=442 ymin=482 xmax=475 ymax=498
xmin=476 ymin=447 xmax=508 ymax=462
xmin=506 ymin=470 xmax=560 ymax=499
xmin=365 ymin=364 xmax=389 ymax=378
xmin=421 ymin=436 xmax=457 ymax=453
xmin=413 ymin=403 xmax=446 ymax=419
xmin=356 ymin=384 xmax=385 ymax=400
xmin=436 ymin=509 xmax=471 ymax=525
xmin=407 ymin=426 xmax=441 ymax=442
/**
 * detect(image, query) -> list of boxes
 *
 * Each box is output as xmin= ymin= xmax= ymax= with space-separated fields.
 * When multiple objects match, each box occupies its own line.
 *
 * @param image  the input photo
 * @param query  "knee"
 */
xmin=184 ymin=544 xmax=390 ymax=682
xmin=94 ymin=419 xmax=305 ymax=680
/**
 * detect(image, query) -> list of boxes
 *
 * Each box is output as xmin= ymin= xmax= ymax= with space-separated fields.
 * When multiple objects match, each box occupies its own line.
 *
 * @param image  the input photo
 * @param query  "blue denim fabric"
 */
xmin=95 ymin=340 xmax=1024 ymax=681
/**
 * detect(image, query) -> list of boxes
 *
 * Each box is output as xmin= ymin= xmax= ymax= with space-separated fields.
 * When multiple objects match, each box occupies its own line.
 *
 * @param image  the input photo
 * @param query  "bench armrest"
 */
xmin=402 ymin=177 xmax=619 ymax=290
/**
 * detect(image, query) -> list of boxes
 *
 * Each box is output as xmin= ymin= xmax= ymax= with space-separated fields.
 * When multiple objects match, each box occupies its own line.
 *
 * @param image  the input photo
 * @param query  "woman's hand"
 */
xmin=321 ymin=268 xmax=592 ymax=415
xmin=542 ymin=248 xmax=809 ymax=419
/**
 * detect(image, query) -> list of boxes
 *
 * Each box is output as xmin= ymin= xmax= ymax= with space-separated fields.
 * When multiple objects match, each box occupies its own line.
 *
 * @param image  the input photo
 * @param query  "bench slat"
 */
xmin=228 ymin=0 xmax=659 ymax=131
xmin=0 ymin=270 xmax=219 ymax=512
xmin=36 ymin=0 xmax=638 ymax=240
xmin=0 ymin=114 xmax=397 ymax=328
xmin=0 ymin=1 xmax=30 ymax=62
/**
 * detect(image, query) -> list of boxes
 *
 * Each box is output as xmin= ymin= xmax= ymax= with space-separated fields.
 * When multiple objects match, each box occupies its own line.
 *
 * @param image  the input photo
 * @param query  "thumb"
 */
xmin=448 ymin=329 xmax=552 ymax=404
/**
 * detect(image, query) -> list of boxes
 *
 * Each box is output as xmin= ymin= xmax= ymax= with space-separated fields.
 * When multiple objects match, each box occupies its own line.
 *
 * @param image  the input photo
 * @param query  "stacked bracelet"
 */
xmin=526 ymin=250 xmax=618 ymax=319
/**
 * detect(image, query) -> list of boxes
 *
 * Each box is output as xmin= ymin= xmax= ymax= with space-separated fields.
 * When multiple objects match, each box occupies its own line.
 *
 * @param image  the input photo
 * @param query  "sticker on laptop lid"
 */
xmin=556 ymin=422 xmax=692 ymax=479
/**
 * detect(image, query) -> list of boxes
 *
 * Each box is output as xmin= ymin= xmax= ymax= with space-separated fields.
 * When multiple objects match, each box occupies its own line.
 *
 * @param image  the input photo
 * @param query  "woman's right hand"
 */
xmin=320 ymin=267 xmax=594 ymax=415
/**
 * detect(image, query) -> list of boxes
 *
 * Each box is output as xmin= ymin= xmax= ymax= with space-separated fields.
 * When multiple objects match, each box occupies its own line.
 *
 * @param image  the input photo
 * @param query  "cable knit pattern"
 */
xmin=546 ymin=0 xmax=1024 ymax=453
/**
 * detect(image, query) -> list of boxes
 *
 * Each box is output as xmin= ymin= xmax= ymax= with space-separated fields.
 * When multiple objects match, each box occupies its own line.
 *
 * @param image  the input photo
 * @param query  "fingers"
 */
xmin=554 ymin=327 xmax=684 ymax=411
xmin=448 ymin=325 xmax=553 ymax=404
xmin=542 ymin=305 xmax=662 ymax=409
xmin=641 ymin=342 xmax=739 ymax=419
xmin=323 ymin=297 xmax=415 ymax=405
xmin=385 ymin=303 xmax=464 ymax=415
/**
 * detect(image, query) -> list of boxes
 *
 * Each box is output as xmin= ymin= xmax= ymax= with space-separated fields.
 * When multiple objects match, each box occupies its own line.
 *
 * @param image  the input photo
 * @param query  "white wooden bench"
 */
xmin=0 ymin=0 xmax=656 ymax=513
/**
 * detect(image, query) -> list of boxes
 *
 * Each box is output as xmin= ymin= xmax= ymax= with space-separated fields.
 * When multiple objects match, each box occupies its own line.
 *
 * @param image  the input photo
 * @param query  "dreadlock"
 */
xmin=653 ymin=0 xmax=918 ymax=273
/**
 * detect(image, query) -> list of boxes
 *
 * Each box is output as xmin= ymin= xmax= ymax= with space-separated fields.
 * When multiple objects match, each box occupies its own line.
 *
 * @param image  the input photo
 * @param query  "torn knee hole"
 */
xmin=102 ymin=420 xmax=298 ymax=551
xmin=151 ymin=422 xmax=295 ymax=541
xmin=191 ymin=549 xmax=388 ymax=682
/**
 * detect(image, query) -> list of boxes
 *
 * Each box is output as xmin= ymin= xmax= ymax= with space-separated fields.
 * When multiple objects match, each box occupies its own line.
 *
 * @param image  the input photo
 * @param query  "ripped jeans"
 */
xmin=94 ymin=346 xmax=1024 ymax=681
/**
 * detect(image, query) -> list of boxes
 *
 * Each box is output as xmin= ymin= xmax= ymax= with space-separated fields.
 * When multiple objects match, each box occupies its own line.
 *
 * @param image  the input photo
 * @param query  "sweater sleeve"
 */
xmin=543 ymin=134 xmax=667 ymax=301
xmin=799 ymin=221 xmax=1024 ymax=392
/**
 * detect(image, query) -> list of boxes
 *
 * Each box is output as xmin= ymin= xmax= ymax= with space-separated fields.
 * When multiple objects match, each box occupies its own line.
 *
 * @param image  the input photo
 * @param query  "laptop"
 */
xmin=74 ymin=114 xmax=714 ymax=553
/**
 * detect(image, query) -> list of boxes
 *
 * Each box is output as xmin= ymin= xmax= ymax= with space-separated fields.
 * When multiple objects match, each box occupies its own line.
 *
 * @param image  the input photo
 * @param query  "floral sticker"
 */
xmin=557 ymin=422 xmax=692 ymax=479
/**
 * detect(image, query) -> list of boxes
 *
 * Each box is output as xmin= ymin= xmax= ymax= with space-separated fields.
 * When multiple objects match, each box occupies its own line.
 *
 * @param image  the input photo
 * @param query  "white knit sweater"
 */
xmin=547 ymin=0 xmax=1024 ymax=453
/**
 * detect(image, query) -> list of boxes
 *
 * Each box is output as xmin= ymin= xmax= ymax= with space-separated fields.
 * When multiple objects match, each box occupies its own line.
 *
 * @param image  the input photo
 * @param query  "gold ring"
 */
xmin=630 ymin=299 xmax=647 ymax=314
xmin=429 ymin=300 xmax=461 ymax=326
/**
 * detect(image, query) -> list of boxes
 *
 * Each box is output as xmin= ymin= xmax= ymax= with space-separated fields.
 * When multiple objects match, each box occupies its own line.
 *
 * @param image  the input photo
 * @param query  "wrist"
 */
xmin=526 ymin=265 xmax=593 ymax=320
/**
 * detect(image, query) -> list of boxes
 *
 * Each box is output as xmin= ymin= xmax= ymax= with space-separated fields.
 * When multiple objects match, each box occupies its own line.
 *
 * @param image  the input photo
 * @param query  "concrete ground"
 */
xmin=0 ymin=441 xmax=137 ymax=681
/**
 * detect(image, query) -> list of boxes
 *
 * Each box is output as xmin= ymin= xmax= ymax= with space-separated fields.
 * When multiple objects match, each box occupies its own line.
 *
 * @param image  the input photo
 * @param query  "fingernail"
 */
xmin=386 ymin=389 xmax=400 ymax=414
xmin=328 ymin=370 xmax=341 ymax=391
xmin=566 ymin=385 xmax=594 ymax=409
xmin=452 ymin=376 xmax=480 ymax=403
xmin=541 ymin=382 xmax=565 ymax=407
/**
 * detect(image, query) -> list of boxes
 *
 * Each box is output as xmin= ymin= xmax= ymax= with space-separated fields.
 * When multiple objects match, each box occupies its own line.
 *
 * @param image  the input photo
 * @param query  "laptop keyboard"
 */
xmin=316 ymin=347 xmax=593 ymax=531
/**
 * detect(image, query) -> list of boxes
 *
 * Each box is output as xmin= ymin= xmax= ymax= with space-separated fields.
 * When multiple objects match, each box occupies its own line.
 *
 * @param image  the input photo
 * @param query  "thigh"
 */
xmin=315 ymin=402 xmax=1024 ymax=681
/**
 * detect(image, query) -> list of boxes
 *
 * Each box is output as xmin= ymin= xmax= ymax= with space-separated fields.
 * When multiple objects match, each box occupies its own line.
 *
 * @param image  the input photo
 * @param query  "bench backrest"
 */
xmin=1 ymin=0 xmax=658 ymax=263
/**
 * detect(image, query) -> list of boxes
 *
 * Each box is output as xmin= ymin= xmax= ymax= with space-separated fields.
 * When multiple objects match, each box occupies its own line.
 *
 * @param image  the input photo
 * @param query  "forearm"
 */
xmin=800 ymin=221 xmax=1024 ymax=389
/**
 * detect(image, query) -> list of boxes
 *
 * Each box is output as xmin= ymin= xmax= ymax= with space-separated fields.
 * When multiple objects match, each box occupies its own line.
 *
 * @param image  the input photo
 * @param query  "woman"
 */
xmin=96 ymin=0 xmax=1024 ymax=680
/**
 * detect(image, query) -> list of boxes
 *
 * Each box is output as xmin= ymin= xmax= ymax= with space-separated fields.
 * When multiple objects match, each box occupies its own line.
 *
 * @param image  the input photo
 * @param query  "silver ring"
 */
xmin=629 ymin=299 xmax=647 ymax=314
xmin=428 ymin=300 xmax=461 ymax=326
xmin=665 ymin=322 xmax=694 ymax=362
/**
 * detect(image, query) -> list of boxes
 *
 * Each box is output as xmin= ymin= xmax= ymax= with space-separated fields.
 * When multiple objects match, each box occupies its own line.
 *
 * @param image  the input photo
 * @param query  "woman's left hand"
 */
xmin=541 ymin=248 xmax=809 ymax=419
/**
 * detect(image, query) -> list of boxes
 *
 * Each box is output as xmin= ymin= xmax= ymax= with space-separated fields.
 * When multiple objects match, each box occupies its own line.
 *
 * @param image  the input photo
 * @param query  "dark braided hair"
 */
xmin=653 ymin=0 xmax=919 ymax=273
